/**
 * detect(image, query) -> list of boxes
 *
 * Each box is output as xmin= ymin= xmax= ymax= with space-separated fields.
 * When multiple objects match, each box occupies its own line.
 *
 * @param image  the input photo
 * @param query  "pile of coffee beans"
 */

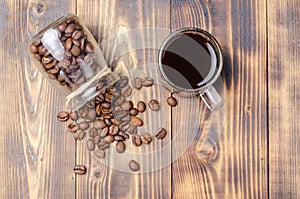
xmin=29 ymin=15 xmax=102 ymax=91
xmin=57 ymin=75 xmax=178 ymax=172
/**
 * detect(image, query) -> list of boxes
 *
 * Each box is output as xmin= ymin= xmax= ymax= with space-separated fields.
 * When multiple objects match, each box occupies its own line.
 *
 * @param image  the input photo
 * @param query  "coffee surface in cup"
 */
xmin=160 ymin=31 xmax=217 ymax=90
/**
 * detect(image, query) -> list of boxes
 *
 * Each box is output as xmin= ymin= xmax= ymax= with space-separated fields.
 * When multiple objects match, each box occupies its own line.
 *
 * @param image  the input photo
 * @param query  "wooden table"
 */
xmin=1 ymin=0 xmax=299 ymax=198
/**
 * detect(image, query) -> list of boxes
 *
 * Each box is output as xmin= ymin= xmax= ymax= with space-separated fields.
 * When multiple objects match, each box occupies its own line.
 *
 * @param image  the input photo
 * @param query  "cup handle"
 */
xmin=199 ymin=86 xmax=223 ymax=110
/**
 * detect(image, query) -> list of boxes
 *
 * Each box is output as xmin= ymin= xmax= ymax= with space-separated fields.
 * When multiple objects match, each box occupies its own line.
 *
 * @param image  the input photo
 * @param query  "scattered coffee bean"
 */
xmin=97 ymin=141 xmax=110 ymax=150
xmin=79 ymin=121 xmax=89 ymax=130
xmin=132 ymin=77 xmax=142 ymax=89
xmin=155 ymin=128 xmax=167 ymax=139
xmin=116 ymin=141 xmax=126 ymax=153
xmin=148 ymin=99 xmax=160 ymax=111
xmin=68 ymin=122 xmax=79 ymax=133
xmin=132 ymin=135 xmax=142 ymax=146
xmin=57 ymin=111 xmax=69 ymax=122
xmin=88 ymin=128 xmax=98 ymax=138
xmin=129 ymin=160 xmax=140 ymax=172
xmin=93 ymin=119 xmax=106 ymax=129
xmin=122 ymin=86 xmax=132 ymax=97
xmin=127 ymin=125 xmax=137 ymax=135
xmin=137 ymin=101 xmax=146 ymax=113
xmin=116 ymin=76 xmax=129 ymax=88
xmin=167 ymin=96 xmax=177 ymax=107
xmin=103 ymin=134 xmax=114 ymax=143
xmin=109 ymin=125 xmax=119 ymax=136
xmin=86 ymin=109 xmax=96 ymax=121
xmin=94 ymin=149 xmax=105 ymax=159
xmin=73 ymin=130 xmax=85 ymax=140
xmin=121 ymin=101 xmax=133 ymax=111
xmin=119 ymin=121 xmax=131 ymax=132
xmin=141 ymin=132 xmax=152 ymax=144
xmin=142 ymin=77 xmax=154 ymax=87
xmin=69 ymin=111 xmax=78 ymax=121
xmin=129 ymin=108 xmax=139 ymax=116
xmin=86 ymin=139 xmax=95 ymax=151
xmin=114 ymin=135 xmax=125 ymax=141
xmin=73 ymin=165 xmax=86 ymax=175
xmin=93 ymin=135 xmax=101 ymax=144
xmin=131 ymin=116 xmax=143 ymax=126
xmin=118 ymin=131 xmax=130 ymax=139
xmin=99 ymin=127 xmax=109 ymax=137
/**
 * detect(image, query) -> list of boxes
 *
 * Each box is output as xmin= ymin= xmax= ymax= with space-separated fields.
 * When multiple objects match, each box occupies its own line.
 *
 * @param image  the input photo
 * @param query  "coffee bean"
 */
xmin=132 ymin=77 xmax=142 ymax=89
xmin=86 ymin=109 xmax=96 ymax=121
xmin=120 ymin=114 xmax=131 ymax=122
xmin=88 ymin=128 xmax=98 ymax=138
xmin=114 ymin=135 xmax=125 ymax=141
xmin=79 ymin=121 xmax=89 ymax=130
xmin=57 ymin=22 xmax=67 ymax=32
xmin=155 ymin=128 xmax=167 ymax=139
xmin=73 ymin=130 xmax=85 ymax=140
xmin=129 ymin=160 xmax=140 ymax=172
xmin=73 ymin=165 xmax=86 ymax=175
xmin=132 ymin=135 xmax=142 ymax=146
xmin=121 ymin=101 xmax=133 ymax=111
xmin=119 ymin=122 xmax=131 ymax=132
xmin=68 ymin=122 xmax=79 ymax=133
xmin=93 ymin=119 xmax=106 ymax=129
xmin=141 ymin=132 xmax=152 ymax=144
xmin=116 ymin=141 xmax=126 ymax=153
xmin=131 ymin=117 xmax=143 ymax=126
xmin=127 ymin=125 xmax=137 ymax=135
xmin=94 ymin=149 xmax=105 ymax=159
xmin=78 ymin=106 xmax=88 ymax=118
xmin=142 ymin=77 xmax=154 ymax=87
xmin=38 ymin=45 xmax=47 ymax=55
xmin=101 ymin=102 xmax=111 ymax=109
xmin=65 ymin=23 xmax=75 ymax=34
xmin=32 ymin=38 xmax=41 ymax=46
xmin=97 ymin=141 xmax=110 ymax=150
xmin=109 ymin=125 xmax=119 ymax=136
xmin=57 ymin=111 xmax=69 ymax=122
xmin=93 ymin=135 xmax=101 ymax=144
xmin=45 ymin=60 xmax=57 ymax=69
xmin=122 ymin=86 xmax=132 ymax=97
xmin=69 ymin=112 xmax=78 ymax=121
xmin=167 ymin=96 xmax=178 ymax=107
xmin=148 ymin=99 xmax=160 ymax=111
xmin=72 ymin=30 xmax=83 ymax=40
xmin=104 ymin=119 xmax=112 ymax=127
xmin=116 ymin=76 xmax=129 ymax=88
xmin=95 ymin=104 xmax=102 ymax=117
xmin=65 ymin=38 xmax=73 ymax=50
xmin=104 ymin=93 xmax=113 ymax=103
xmin=112 ymin=95 xmax=126 ymax=106
xmin=47 ymin=65 xmax=59 ymax=75
xmin=102 ymin=113 xmax=113 ymax=119
xmin=86 ymin=139 xmax=95 ymax=151
xmin=80 ymin=37 xmax=86 ymax=51
xmin=110 ymin=118 xmax=119 ymax=126
xmin=85 ymin=42 xmax=94 ymax=54
xmin=71 ymin=45 xmax=81 ymax=56
xmin=29 ymin=44 xmax=38 ymax=54
xmin=95 ymin=94 xmax=105 ymax=104
xmin=99 ymin=127 xmax=109 ymax=137
xmin=101 ymin=108 xmax=112 ymax=115
xmin=118 ymin=131 xmax=130 ymax=139
xmin=114 ymin=110 xmax=128 ymax=118
xmin=137 ymin=101 xmax=146 ymax=113
xmin=129 ymin=108 xmax=139 ymax=116
xmin=103 ymin=134 xmax=114 ymax=143
xmin=106 ymin=86 xmax=116 ymax=94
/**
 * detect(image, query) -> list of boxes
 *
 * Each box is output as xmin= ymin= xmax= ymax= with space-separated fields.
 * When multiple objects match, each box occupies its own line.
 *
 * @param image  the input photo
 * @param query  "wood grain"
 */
xmin=0 ymin=0 xmax=76 ymax=198
xmin=76 ymin=0 xmax=172 ymax=198
xmin=171 ymin=0 xmax=268 ymax=198
xmin=268 ymin=0 xmax=300 ymax=198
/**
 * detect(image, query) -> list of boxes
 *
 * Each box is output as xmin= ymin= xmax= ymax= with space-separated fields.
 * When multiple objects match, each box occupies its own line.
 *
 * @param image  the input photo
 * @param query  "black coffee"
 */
xmin=160 ymin=31 xmax=218 ymax=90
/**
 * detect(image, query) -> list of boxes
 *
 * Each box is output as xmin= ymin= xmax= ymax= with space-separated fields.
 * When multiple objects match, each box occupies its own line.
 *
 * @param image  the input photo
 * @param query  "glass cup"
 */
xmin=28 ymin=13 xmax=119 ymax=110
xmin=158 ymin=28 xmax=223 ymax=110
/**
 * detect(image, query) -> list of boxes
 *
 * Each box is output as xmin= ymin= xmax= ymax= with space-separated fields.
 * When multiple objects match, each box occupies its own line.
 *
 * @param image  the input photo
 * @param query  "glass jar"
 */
xmin=28 ymin=13 xmax=119 ymax=110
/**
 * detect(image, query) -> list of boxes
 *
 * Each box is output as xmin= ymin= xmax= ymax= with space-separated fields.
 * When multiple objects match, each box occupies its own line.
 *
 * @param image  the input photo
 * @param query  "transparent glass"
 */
xmin=28 ymin=14 xmax=119 ymax=110
xmin=158 ymin=28 xmax=223 ymax=110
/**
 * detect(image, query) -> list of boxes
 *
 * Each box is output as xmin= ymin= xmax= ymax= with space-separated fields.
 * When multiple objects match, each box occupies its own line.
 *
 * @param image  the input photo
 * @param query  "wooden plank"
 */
xmin=0 ymin=0 xmax=76 ymax=198
xmin=171 ymin=0 xmax=268 ymax=198
xmin=268 ymin=0 xmax=300 ymax=198
xmin=76 ymin=0 xmax=172 ymax=198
